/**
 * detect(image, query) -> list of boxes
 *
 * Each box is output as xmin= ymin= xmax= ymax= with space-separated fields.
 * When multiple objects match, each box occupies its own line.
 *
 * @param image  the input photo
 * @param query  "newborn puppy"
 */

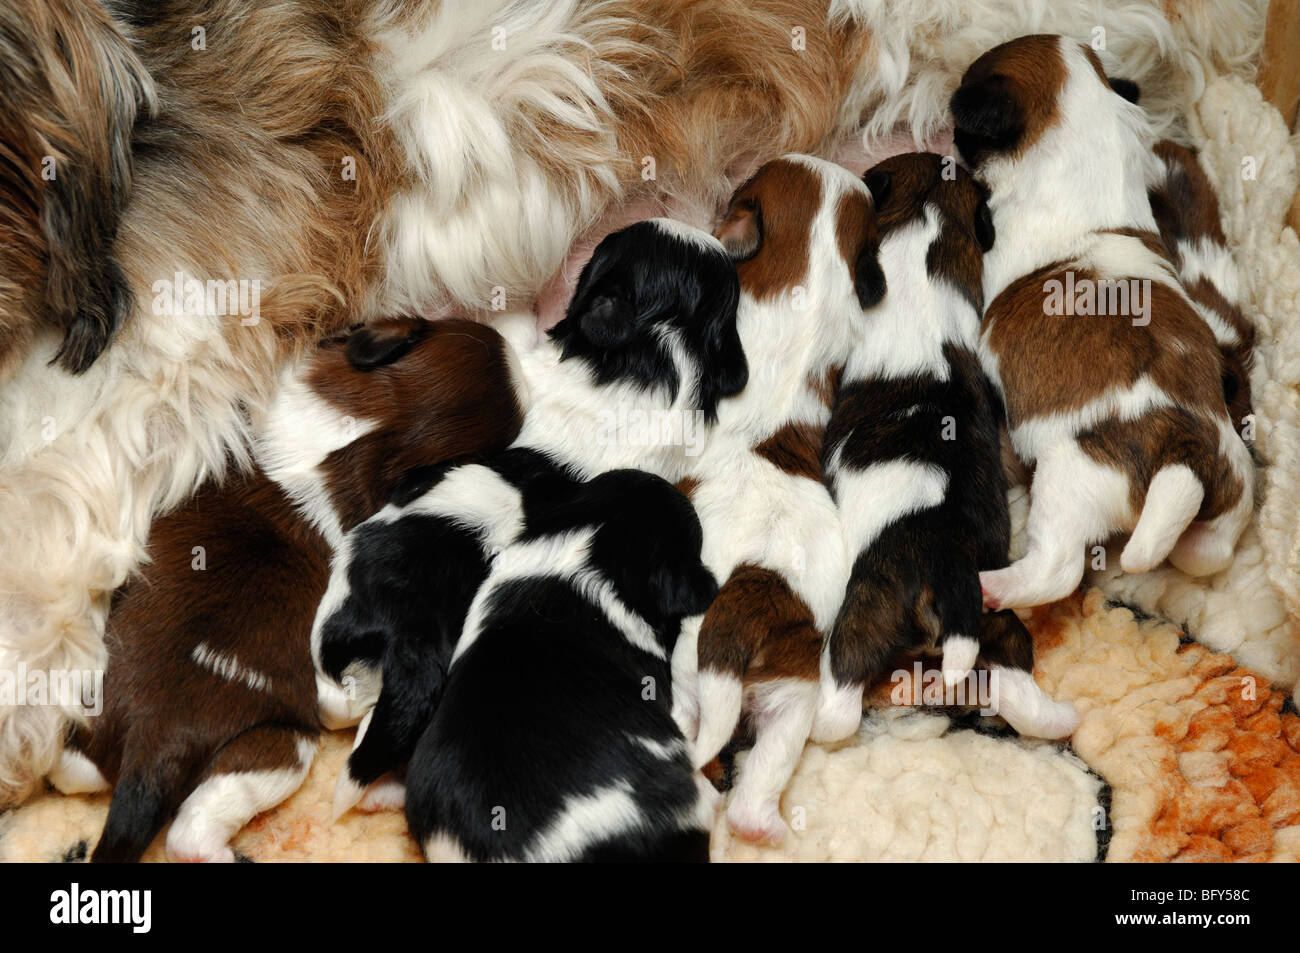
xmin=313 ymin=448 xmax=573 ymax=818
xmin=813 ymin=152 xmax=1078 ymax=744
xmin=497 ymin=217 xmax=748 ymax=481
xmin=1148 ymin=140 xmax=1256 ymax=435
xmin=672 ymin=155 xmax=885 ymax=843
xmin=951 ymin=35 xmax=1254 ymax=609
xmin=312 ymin=218 xmax=745 ymax=809
xmin=405 ymin=469 xmax=719 ymax=863
xmin=49 ymin=318 xmax=523 ymax=862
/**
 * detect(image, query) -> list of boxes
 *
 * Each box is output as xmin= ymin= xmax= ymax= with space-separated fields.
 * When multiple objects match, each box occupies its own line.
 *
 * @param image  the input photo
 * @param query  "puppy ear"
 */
xmin=974 ymin=198 xmax=996 ymax=252
xmin=715 ymin=200 xmax=762 ymax=261
xmin=950 ymin=83 xmax=1017 ymax=142
xmin=853 ymin=243 xmax=887 ymax=309
xmin=344 ymin=323 xmax=426 ymax=371
xmin=1109 ymin=78 xmax=1140 ymax=103
xmin=571 ymin=281 xmax=635 ymax=349
xmin=651 ymin=562 xmax=718 ymax=619
xmin=695 ymin=272 xmax=748 ymax=417
xmin=863 ymin=168 xmax=892 ymax=207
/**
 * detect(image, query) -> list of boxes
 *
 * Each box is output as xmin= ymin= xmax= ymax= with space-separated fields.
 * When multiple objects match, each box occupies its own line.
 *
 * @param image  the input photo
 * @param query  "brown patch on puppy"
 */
xmin=698 ymin=564 xmax=821 ymax=683
xmin=808 ymin=365 xmax=843 ymax=410
xmin=984 ymin=263 xmax=1224 ymax=423
xmin=309 ymin=318 xmax=524 ymax=533
xmin=715 ymin=158 xmax=823 ymax=301
xmin=75 ymin=468 xmax=327 ymax=861
xmin=1077 ymin=407 xmax=1244 ymax=519
xmin=950 ymin=35 xmax=1069 ymax=165
xmin=834 ymin=186 xmax=884 ymax=304
xmin=675 ymin=475 xmax=701 ymax=501
xmin=864 ymin=153 xmax=992 ymax=309
xmin=753 ymin=421 xmax=823 ymax=481
xmin=1150 ymin=141 xmax=1228 ymax=247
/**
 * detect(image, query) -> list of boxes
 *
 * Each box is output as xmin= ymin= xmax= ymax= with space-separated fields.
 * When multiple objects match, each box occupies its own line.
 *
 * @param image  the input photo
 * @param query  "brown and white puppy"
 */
xmin=1148 ymin=140 xmax=1256 ymax=437
xmin=814 ymin=153 xmax=1078 ymax=743
xmin=670 ymin=155 xmax=885 ymax=843
xmin=47 ymin=318 xmax=523 ymax=862
xmin=950 ymin=35 xmax=1253 ymax=610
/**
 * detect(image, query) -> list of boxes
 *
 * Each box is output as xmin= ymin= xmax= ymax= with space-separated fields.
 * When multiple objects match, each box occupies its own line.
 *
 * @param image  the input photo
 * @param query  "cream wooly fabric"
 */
xmin=2 ymin=78 xmax=1298 ymax=863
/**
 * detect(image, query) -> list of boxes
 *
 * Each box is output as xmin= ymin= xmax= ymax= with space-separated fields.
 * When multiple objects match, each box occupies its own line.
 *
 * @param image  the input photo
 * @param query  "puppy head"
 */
xmin=579 ymin=469 xmax=717 ymax=627
xmin=259 ymin=317 xmax=524 ymax=535
xmin=717 ymin=155 xmax=886 ymax=311
xmin=863 ymin=152 xmax=994 ymax=307
xmin=549 ymin=219 xmax=747 ymax=422
xmin=951 ymin=35 xmax=1138 ymax=170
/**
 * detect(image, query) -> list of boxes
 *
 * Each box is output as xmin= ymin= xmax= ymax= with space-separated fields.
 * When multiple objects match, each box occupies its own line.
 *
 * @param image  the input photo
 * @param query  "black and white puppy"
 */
xmin=315 ymin=448 xmax=573 ymax=817
xmin=496 ymin=217 xmax=747 ymax=480
xmin=405 ymin=468 xmax=719 ymax=862
xmin=813 ymin=153 xmax=1078 ymax=743
xmin=314 ymin=219 xmax=745 ymax=811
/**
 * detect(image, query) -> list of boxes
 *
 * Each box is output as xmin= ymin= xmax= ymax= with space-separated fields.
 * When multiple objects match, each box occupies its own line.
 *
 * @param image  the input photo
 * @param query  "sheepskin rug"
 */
xmin=2 ymin=64 xmax=1298 ymax=862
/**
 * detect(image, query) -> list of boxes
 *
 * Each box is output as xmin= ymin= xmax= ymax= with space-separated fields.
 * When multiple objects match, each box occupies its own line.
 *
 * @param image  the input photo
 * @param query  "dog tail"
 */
xmin=91 ymin=755 xmax=186 ymax=863
xmin=0 ymin=0 xmax=155 ymax=372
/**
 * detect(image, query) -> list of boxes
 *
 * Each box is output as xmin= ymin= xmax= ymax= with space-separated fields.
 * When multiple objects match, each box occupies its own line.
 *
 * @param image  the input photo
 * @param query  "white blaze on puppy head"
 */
xmin=951 ymin=35 xmax=1254 ymax=610
xmin=676 ymin=154 xmax=885 ymax=845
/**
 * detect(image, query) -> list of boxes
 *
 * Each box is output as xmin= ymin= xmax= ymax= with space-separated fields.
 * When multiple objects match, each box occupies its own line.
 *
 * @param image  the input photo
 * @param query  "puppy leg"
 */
xmin=981 ymin=443 xmax=1129 ymax=609
xmin=1120 ymin=465 xmax=1203 ymax=573
xmin=726 ymin=677 xmax=817 ymax=845
xmin=357 ymin=771 xmax=407 ymax=814
xmin=671 ymin=616 xmax=703 ymax=743
xmin=166 ymin=728 xmax=316 ymax=863
xmin=811 ymin=582 xmax=904 ymax=743
xmin=1169 ymin=434 xmax=1254 ymax=577
xmin=978 ymin=611 xmax=1078 ymax=739
xmin=48 ymin=746 xmax=109 ymax=795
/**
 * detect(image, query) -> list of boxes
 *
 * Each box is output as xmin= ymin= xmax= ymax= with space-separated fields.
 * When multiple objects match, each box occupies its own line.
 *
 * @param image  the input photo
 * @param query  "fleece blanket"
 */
xmin=2 ymin=67 xmax=1298 ymax=862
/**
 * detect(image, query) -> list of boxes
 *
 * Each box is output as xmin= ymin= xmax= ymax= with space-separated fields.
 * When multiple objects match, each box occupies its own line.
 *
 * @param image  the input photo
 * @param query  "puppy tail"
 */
xmin=0 ymin=0 xmax=156 ymax=373
xmin=91 ymin=761 xmax=183 ymax=863
xmin=1120 ymin=464 xmax=1204 ymax=573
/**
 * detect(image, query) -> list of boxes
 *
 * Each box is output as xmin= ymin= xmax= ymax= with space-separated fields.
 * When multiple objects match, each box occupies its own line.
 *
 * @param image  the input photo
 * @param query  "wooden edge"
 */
xmin=1257 ymin=0 xmax=1300 ymax=231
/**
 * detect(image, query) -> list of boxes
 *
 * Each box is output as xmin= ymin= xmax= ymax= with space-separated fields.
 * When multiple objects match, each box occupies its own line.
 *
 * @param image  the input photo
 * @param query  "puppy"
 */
xmin=313 ymin=449 xmax=573 ymax=818
xmin=405 ymin=468 xmax=719 ymax=863
xmin=500 ymin=217 xmax=747 ymax=481
xmin=951 ymin=35 xmax=1254 ymax=610
xmin=313 ymin=219 xmax=745 ymax=809
xmin=1148 ymin=140 xmax=1256 ymax=436
xmin=48 ymin=318 xmax=524 ymax=862
xmin=671 ymin=155 xmax=884 ymax=843
xmin=812 ymin=152 xmax=1078 ymax=743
